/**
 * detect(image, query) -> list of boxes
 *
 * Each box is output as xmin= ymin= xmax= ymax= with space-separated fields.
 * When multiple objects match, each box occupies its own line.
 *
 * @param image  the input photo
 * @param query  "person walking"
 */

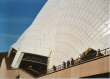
xmin=67 ymin=60 xmax=70 ymax=68
xmin=71 ymin=58 xmax=74 ymax=66
xmin=63 ymin=61 xmax=66 ymax=69
xmin=53 ymin=65 xmax=56 ymax=72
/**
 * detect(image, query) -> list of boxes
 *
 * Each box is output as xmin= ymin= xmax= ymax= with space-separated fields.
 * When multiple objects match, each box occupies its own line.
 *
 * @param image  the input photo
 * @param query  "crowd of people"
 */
xmin=53 ymin=57 xmax=75 ymax=72
xmin=52 ymin=48 xmax=105 ymax=72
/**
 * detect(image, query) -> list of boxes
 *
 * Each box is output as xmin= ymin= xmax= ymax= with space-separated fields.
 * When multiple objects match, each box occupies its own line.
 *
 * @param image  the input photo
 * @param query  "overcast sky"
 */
xmin=0 ymin=0 xmax=47 ymax=52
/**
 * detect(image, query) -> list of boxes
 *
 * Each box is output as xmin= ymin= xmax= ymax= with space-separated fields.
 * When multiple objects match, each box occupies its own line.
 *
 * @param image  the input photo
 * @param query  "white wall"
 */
xmin=10 ymin=0 xmax=109 ymax=68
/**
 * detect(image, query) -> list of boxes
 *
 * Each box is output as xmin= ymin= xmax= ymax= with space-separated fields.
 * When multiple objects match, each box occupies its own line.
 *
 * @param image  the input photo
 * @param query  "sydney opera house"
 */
xmin=0 ymin=0 xmax=110 ymax=78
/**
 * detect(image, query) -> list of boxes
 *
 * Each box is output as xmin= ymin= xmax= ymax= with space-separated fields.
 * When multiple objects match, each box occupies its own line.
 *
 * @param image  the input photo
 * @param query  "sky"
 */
xmin=0 ymin=0 xmax=47 ymax=52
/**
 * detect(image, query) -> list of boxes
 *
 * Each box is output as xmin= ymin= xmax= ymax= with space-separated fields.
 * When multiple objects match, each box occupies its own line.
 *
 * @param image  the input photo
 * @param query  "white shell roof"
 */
xmin=11 ymin=0 xmax=110 ymax=68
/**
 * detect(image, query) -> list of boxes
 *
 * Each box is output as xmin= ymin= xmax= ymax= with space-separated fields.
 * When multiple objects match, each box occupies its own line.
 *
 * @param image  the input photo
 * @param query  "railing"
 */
xmin=22 ymin=59 xmax=47 ymax=65
xmin=38 ymin=48 xmax=110 ymax=77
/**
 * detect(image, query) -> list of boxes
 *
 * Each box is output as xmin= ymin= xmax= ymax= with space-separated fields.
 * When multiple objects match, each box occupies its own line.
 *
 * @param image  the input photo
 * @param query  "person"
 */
xmin=82 ymin=53 xmax=86 ymax=61
xmin=97 ymin=49 xmax=101 ymax=53
xmin=79 ymin=54 xmax=83 ymax=63
xmin=71 ymin=58 xmax=74 ymax=66
xmin=16 ymin=74 xmax=20 ymax=79
xmin=63 ymin=61 xmax=66 ymax=69
xmin=53 ymin=65 xmax=56 ymax=72
xmin=67 ymin=60 xmax=70 ymax=68
xmin=96 ymin=49 xmax=103 ymax=57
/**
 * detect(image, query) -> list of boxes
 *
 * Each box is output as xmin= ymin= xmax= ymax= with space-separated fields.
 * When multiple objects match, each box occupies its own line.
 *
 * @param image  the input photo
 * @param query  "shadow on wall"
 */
xmin=81 ymin=72 xmax=110 ymax=78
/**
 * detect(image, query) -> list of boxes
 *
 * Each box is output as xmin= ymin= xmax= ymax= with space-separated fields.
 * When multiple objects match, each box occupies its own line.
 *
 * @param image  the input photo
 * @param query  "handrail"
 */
xmin=38 ymin=47 xmax=110 ymax=77
xmin=29 ymin=68 xmax=41 ymax=75
xmin=16 ymin=48 xmax=110 ymax=78
xmin=22 ymin=59 xmax=47 ymax=65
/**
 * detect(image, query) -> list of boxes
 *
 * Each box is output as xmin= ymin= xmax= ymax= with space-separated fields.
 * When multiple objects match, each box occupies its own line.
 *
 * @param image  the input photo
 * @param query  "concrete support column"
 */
xmin=11 ymin=51 xmax=24 ymax=68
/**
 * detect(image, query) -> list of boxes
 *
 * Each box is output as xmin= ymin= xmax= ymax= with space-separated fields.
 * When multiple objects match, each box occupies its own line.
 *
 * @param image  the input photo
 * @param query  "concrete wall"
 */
xmin=0 ymin=56 xmax=109 ymax=78
xmin=0 ymin=69 xmax=35 ymax=78
xmin=0 ymin=58 xmax=34 ymax=78
xmin=39 ymin=56 xmax=110 ymax=78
